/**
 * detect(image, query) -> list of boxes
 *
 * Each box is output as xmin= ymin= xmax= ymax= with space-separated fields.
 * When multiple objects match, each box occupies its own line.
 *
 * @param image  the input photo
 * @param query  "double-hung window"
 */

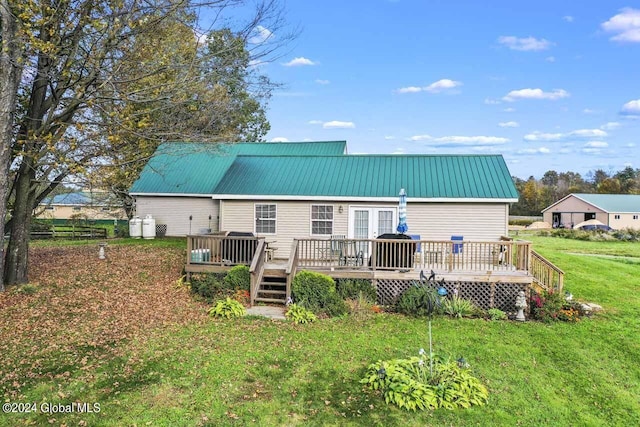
xmin=255 ymin=204 xmax=276 ymax=234
xmin=311 ymin=205 xmax=334 ymax=235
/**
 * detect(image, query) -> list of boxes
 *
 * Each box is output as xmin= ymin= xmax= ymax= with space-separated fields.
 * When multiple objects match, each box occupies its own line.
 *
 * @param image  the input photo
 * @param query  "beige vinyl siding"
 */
xmin=220 ymin=200 xmax=509 ymax=258
xmin=36 ymin=205 xmax=126 ymax=221
xmin=542 ymin=196 xmax=607 ymax=227
xmin=134 ymin=196 xmax=219 ymax=236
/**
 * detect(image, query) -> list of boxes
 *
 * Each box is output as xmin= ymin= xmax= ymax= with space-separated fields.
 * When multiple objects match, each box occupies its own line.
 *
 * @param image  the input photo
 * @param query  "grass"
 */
xmin=1 ymin=235 xmax=639 ymax=426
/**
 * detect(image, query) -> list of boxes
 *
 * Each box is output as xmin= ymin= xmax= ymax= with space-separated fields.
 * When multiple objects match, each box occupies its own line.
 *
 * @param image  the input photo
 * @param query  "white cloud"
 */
xmin=323 ymin=120 xmax=355 ymax=129
xmin=524 ymin=129 xmax=607 ymax=141
xmin=497 ymin=36 xmax=553 ymax=51
xmin=396 ymin=86 xmax=423 ymax=94
xmin=396 ymin=79 xmax=462 ymax=94
xmin=392 ymin=147 xmax=406 ymax=155
xmin=249 ymin=25 xmax=273 ymax=44
xmin=601 ymin=8 xmax=640 ymax=43
xmin=503 ymin=107 xmax=516 ymax=113
xmin=282 ymin=57 xmax=318 ymax=67
xmin=315 ymin=79 xmax=330 ymax=85
xmin=409 ymin=135 xmax=509 ymax=146
xmin=248 ymin=59 xmax=266 ymax=68
xmin=498 ymin=121 xmax=519 ymax=128
xmin=503 ymin=88 xmax=570 ymax=102
xmin=563 ymin=16 xmax=574 ymax=23
xmin=621 ymin=99 xmax=640 ymax=115
xmin=584 ymin=141 xmax=608 ymax=148
xmin=270 ymin=137 xmax=289 ymax=142
xmin=484 ymin=98 xmax=501 ymax=105
xmin=583 ymin=108 xmax=599 ymax=114
xmin=518 ymin=147 xmax=551 ymax=154
xmin=424 ymin=79 xmax=463 ymax=93
xmin=384 ymin=136 xmax=396 ymax=140
xmin=308 ymin=120 xmax=323 ymax=125
xmin=601 ymin=122 xmax=621 ymax=130
xmin=545 ymin=56 xmax=556 ymax=62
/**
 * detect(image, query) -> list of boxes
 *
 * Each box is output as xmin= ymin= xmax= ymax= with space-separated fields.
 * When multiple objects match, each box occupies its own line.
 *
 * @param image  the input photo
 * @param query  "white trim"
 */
xmin=131 ymin=192 xmax=215 ymax=198
xmin=211 ymin=194 xmax=517 ymax=203
xmin=347 ymin=206 xmax=398 ymax=239
xmin=309 ymin=204 xmax=334 ymax=236
xmin=254 ymin=203 xmax=277 ymax=235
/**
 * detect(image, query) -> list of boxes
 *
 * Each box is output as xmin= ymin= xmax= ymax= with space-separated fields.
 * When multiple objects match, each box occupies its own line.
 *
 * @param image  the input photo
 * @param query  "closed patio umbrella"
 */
xmin=397 ymin=188 xmax=408 ymax=234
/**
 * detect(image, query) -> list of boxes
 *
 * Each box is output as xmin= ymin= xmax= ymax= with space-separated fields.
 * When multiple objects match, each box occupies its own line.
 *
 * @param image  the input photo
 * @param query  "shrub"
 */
xmin=286 ymin=304 xmax=317 ymax=324
xmin=396 ymin=284 xmax=440 ymax=317
xmin=487 ymin=308 xmax=507 ymax=321
xmin=17 ymin=283 xmax=39 ymax=295
xmin=361 ymin=350 xmax=488 ymax=411
xmin=223 ymin=265 xmax=250 ymax=291
xmin=190 ymin=272 xmax=228 ymax=302
xmin=335 ymin=279 xmax=377 ymax=303
xmin=292 ymin=270 xmax=347 ymax=316
xmin=530 ymin=290 xmax=565 ymax=322
xmin=208 ymin=297 xmax=246 ymax=319
xmin=441 ymin=295 xmax=477 ymax=318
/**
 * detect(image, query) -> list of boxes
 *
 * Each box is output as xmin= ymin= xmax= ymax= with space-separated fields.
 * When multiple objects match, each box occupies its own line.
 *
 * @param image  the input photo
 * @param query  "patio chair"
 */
xmin=338 ymin=240 xmax=364 ymax=266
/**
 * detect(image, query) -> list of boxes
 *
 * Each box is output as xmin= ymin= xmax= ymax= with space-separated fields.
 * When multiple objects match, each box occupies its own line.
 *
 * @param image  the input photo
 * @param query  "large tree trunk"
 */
xmin=0 ymin=0 xmax=23 ymax=290
xmin=4 ymin=163 xmax=35 ymax=285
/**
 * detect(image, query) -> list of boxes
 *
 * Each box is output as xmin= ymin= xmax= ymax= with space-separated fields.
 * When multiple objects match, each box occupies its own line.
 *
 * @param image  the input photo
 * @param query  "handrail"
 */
xmin=187 ymin=235 xmax=259 ymax=266
xmin=285 ymin=239 xmax=299 ymax=302
xmin=249 ymin=239 xmax=266 ymax=305
xmin=529 ymin=250 xmax=564 ymax=293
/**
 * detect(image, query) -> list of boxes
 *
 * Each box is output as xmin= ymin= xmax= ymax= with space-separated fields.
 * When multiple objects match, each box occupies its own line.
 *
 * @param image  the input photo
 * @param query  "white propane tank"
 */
xmin=129 ymin=216 xmax=143 ymax=238
xmin=142 ymin=214 xmax=156 ymax=239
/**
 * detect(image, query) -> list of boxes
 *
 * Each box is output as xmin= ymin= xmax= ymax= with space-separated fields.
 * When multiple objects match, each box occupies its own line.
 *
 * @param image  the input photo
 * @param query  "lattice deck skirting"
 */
xmin=375 ymin=279 xmax=529 ymax=312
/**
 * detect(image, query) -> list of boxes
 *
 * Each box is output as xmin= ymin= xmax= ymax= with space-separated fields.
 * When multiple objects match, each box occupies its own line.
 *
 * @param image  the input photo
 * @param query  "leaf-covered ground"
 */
xmin=0 ymin=244 xmax=208 ymax=400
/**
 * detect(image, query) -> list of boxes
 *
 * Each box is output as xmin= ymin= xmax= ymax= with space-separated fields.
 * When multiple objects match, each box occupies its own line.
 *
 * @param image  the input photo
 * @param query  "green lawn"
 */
xmin=1 ymin=235 xmax=639 ymax=426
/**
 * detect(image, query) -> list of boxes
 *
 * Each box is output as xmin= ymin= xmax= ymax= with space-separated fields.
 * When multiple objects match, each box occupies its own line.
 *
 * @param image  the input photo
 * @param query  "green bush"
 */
xmin=361 ymin=351 xmax=488 ymax=411
xmin=530 ymin=290 xmax=565 ymax=322
xmin=208 ymin=297 xmax=246 ymax=319
xmin=223 ymin=264 xmax=250 ymax=291
xmin=346 ymin=291 xmax=377 ymax=321
xmin=190 ymin=272 xmax=228 ymax=302
xmin=441 ymin=295 xmax=477 ymax=318
xmin=396 ymin=284 xmax=440 ymax=317
xmin=285 ymin=304 xmax=317 ymax=324
xmin=487 ymin=308 xmax=507 ymax=321
xmin=292 ymin=270 xmax=346 ymax=316
xmin=335 ymin=279 xmax=377 ymax=303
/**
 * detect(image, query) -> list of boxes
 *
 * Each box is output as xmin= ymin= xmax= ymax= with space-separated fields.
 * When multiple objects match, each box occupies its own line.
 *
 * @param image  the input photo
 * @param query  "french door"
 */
xmin=348 ymin=207 xmax=397 ymax=255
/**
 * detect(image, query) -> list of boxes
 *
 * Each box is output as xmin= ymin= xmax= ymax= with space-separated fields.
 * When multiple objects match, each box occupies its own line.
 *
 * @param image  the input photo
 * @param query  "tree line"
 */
xmin=511 ymin=166 xmax=640 ymax=216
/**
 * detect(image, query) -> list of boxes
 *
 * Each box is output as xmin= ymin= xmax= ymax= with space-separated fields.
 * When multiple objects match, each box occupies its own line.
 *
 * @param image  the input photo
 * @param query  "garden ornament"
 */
xmin=515 ymin=290 xmax=527 ymax=321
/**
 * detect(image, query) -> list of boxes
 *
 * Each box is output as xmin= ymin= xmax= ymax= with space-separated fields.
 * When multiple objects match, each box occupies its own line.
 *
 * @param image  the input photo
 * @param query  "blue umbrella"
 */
xmin=397 ymin=188 xmax=408 ymax=233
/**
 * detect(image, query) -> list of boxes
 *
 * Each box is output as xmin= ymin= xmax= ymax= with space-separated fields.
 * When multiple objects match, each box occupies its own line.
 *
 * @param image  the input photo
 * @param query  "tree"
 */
xmin=1 ymin=0 xmax=293 ymax=286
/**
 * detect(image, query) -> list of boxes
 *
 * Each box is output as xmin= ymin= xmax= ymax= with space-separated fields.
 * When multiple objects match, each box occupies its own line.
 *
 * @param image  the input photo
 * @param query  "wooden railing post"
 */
xmin=285 ymin=239 xmax=299 ymax=303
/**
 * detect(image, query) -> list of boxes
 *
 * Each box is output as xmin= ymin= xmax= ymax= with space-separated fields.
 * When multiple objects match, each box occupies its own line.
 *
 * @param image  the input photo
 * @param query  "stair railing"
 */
xmin=249 ymin=239 xmax=266 ymax=305
xmin=285 ymin=239 xmax=299 ymax=303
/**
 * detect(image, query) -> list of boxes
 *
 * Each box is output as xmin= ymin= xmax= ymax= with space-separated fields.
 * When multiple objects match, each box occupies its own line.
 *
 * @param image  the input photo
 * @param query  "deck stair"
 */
xmin=254 ymin=264 xmax=288 ymax=305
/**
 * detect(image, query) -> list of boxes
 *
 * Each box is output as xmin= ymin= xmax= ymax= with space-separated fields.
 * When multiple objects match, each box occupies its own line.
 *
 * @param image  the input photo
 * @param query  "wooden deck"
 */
xmin=186 ymin=235 xmax=563 ymax=306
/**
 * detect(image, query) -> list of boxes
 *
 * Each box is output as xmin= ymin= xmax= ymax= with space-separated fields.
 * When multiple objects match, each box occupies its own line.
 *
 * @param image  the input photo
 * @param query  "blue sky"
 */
xmin=251 ymin=1 xmax=640 ymax=178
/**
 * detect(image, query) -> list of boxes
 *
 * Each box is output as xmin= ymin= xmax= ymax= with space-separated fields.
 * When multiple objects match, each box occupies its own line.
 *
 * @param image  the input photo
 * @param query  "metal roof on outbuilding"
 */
xmin=129 ymin=141 xmax=347 ymax=195
xmin=544 ymin=193 xmax=640 ymax=213
xmin=212 ymin=154 xmax=518 ymax=200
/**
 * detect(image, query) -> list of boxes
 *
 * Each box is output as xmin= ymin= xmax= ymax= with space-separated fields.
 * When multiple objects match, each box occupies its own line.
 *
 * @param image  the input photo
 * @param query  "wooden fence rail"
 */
xmin=529 ymin=250 xmax=564 ymax=293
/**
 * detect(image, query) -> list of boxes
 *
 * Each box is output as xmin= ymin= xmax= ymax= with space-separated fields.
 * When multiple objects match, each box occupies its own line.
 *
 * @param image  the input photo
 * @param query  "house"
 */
xmin=37 ymin=190 xmax=126 ymax=222
xmin=131 ymin=141 xmax=566 ymax=309
xmin=130 ymin=141 xmax=518 ymax=258
xmin=542 ymin=193 xmax=640 ymax=230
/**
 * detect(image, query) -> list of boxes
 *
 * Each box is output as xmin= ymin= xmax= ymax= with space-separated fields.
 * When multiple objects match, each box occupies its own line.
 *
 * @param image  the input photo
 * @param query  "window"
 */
xmin=45 ymin=206 xmax=55 ymax=211
xmin=73 ymin=206 xmax=82 ymax=211
xmin=634 ymin=215 xmax=639 ymax=220
xmin=311 ymin=205 xmax=333 ymax=235
xmin=255 ymin=204 xmax=276 ymax=234
xmin=614 ymin=214 xmax=621 ymax=220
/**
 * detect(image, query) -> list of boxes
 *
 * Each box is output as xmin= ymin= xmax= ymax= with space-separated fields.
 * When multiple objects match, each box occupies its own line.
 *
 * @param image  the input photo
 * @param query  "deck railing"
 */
xmin=285 ymin=239 xmax=300 ymax=302
xmin=187 ymin=235 xmax=261 ymax=267
xmin=295 ymin=238 xmax=533 ymax=273
xmin=529 ymin=250 xmax=564 ymax=293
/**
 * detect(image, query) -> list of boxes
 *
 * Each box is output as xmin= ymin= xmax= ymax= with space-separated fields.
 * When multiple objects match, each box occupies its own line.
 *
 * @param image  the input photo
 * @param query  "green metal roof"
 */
xmin=130 ymin=141 xmax=347 ymax=194
xmin=213 ymin=155 xmax=518 ymax=200
xmin=572 ymin=193 xmax=640 ymax=213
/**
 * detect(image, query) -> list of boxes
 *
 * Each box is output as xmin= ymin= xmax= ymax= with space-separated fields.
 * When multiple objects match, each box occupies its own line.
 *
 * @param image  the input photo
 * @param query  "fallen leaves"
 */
xmin=0 ymin=244 xmax=209 ymax=398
